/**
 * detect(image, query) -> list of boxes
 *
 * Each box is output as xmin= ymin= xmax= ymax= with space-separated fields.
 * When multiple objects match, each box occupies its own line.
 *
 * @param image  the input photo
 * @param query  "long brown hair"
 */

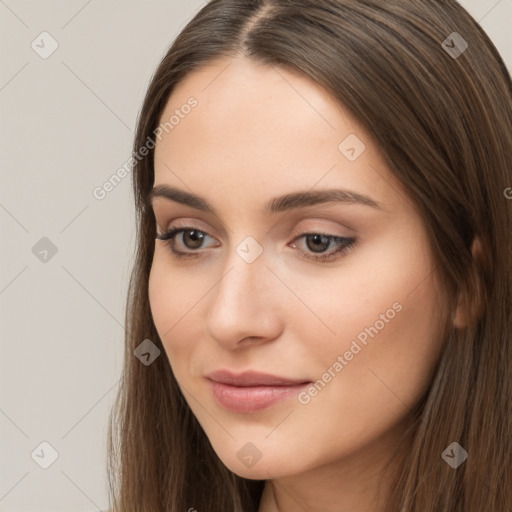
xmin=107 ymin=1 xmax=512 ymax=510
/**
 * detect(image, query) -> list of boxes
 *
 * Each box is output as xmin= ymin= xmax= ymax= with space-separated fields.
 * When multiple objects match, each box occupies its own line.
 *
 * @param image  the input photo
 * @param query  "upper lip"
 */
xmin=206 ymin=369 xmax=311 ymax=387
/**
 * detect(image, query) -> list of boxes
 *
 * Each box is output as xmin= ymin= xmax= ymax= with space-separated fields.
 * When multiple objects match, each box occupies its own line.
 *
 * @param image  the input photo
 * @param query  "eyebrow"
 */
xmin=145 ymin=184 xmax=382 ymax=214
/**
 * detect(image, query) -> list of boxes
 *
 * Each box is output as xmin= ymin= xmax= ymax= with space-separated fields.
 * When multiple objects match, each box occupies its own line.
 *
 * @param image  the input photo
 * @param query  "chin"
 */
xmin=216 ymin=448 xmax=301 ymax=481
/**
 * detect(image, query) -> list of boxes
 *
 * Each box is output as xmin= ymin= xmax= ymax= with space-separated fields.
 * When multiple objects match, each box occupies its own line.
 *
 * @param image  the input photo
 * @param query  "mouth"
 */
xmin=205 ymin=369 xmax=312 ymax=413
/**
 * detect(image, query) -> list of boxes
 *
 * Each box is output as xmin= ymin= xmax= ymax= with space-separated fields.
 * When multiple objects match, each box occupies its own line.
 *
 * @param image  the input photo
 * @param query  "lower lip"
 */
xmin=207 ymin=379 xmax=310 ymax=413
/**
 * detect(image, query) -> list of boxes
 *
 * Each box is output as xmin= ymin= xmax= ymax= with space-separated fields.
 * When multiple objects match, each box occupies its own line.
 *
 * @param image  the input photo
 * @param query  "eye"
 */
xmin=156 ymin=227 xmax=218 ymax=258
xmin=155 ymin=226 xmax=356 ymax=262
xmin=290 ymin=233 xmax=356 ymax=262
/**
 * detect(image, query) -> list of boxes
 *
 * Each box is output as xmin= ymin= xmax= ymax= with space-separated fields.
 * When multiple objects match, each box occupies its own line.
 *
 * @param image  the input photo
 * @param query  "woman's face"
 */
xmin=148 ymin=56 xmax=448 ymax=482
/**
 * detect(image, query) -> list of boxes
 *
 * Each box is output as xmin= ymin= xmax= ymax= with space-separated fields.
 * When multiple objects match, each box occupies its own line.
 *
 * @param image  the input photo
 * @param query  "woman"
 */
xmin=107 ymin=1 xmax=512 ymax=510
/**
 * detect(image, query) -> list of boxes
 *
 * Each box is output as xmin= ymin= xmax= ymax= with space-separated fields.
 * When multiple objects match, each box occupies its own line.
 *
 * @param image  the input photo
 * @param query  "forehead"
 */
xmin=152 ymin=56 xmax=406 ymax=214
xmin=162 ymin=55 xmax=346 ymax=125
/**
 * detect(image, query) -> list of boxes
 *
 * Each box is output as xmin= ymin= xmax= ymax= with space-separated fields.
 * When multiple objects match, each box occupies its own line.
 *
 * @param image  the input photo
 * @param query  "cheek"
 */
xmin=334 ymin=273 xmax=445 ymax=396
xmin=297 ymin=233 xmax=446 ymax=424
xmin=280 ymin=227 xmax=445 ymax=365
xmin=148 ymin=258 xmax=177 ymax=340
xmin=148 ymin=256 xmax=201 ymax=365
xmin=250 ymin=245 xmax=446 ymax=474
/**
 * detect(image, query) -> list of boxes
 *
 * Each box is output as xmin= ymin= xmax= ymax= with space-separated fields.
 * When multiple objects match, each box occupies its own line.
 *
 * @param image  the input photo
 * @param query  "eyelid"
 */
xmin=289 ymin=218 xmax=355 ymax=239
xmin=157 ymin=217 xmax=217 ymax=236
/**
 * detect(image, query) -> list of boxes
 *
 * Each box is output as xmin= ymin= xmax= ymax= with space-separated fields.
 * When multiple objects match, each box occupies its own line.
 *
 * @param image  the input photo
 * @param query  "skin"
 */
xmin=148 ymin=55 xmax=451 ymax=512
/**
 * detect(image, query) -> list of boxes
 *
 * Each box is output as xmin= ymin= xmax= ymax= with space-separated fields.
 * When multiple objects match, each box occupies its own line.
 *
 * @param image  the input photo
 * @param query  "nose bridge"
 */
xmin=205 ymin=235 xmax=282 ymax=345
xmin=216 ymin=236 xmax=270 ymax=308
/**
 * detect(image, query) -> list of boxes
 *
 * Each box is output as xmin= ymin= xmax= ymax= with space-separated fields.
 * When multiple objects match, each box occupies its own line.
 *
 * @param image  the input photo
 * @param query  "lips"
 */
xmin=205 ymin=369 xmax=311 ymax=413
xmin=205 ymin=369 xmax=311 ymax=386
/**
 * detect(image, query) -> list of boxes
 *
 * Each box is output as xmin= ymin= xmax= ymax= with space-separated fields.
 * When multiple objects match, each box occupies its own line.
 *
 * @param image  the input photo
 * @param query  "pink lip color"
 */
xmin=207 ymin=380 xmax=310 ymax=413
xmin=205 ymin=369 xmax=310 ymax=386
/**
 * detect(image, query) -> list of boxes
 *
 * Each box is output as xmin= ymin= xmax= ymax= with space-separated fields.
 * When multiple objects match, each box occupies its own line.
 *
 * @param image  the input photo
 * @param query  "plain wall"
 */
xmin=0 ymin=1 xmax=510 ymax=510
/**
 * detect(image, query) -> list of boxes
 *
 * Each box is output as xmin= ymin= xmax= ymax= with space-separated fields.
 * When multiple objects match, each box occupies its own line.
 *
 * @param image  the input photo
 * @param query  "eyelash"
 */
xmin=155 ymin=226 xmax=356 ymax=263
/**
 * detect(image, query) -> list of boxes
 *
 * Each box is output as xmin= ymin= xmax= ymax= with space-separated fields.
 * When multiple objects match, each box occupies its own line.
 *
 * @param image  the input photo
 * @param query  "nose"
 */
xmin=205 ymin=244 xmax=283 ymax=349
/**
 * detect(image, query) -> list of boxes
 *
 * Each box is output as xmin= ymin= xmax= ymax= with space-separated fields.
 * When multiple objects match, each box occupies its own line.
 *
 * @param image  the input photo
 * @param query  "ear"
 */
xmin=452 ymin=236 xmax=485 ymax=329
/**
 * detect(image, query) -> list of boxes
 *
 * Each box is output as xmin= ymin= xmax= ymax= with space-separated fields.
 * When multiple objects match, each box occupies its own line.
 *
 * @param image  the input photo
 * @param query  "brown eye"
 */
xmin=305 ymin=234 xmax=331 ymax=253
xmin=156 ymin=227 xmax=218 ymax=259
xmin=181 ymin=230 xmax=206 ymax=249
xmin=291 ymin=233 xmax=357 ymax=262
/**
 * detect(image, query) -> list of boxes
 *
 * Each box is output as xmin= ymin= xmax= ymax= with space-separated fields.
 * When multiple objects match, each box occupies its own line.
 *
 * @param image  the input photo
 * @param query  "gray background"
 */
xmin=1 ymin=1 xmax=510 ymax=510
